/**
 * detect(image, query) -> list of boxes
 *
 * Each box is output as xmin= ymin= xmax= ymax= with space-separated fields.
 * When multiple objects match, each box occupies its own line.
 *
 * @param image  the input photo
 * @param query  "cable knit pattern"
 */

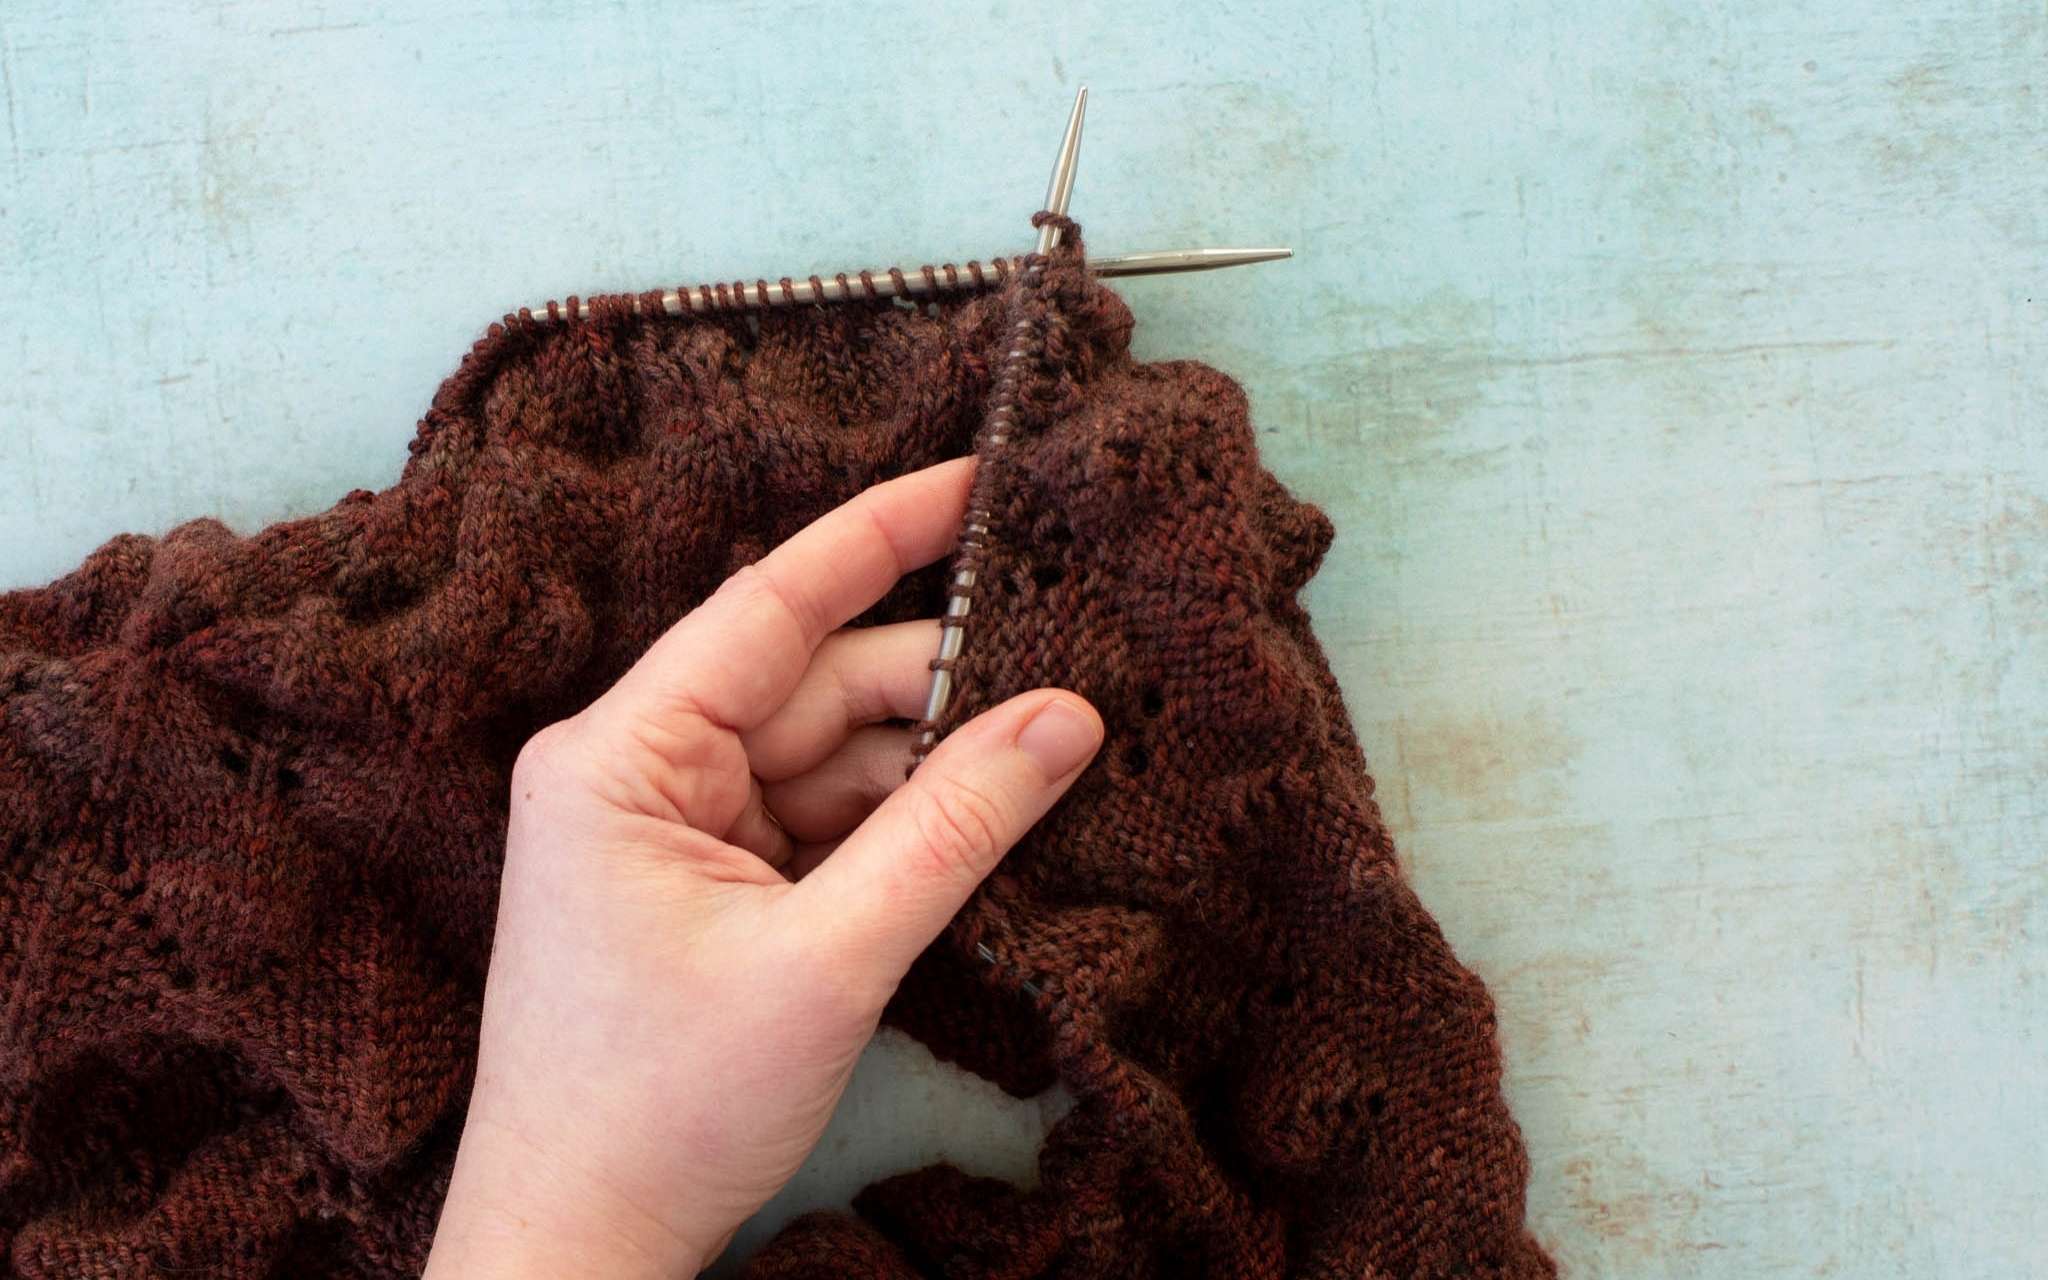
xmin=0 ymin=223 xmax=1551 ymax=1278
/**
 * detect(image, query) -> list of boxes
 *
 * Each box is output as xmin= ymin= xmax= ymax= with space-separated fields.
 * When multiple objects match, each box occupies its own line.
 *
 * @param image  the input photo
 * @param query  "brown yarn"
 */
xmin=0 ymin=221 xmax=1552 ymax=1278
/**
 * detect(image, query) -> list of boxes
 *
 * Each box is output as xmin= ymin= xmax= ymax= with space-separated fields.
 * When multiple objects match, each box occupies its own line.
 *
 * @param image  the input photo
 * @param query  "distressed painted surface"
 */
xmin=2 ymin=2 xmax=2043 ymax=1274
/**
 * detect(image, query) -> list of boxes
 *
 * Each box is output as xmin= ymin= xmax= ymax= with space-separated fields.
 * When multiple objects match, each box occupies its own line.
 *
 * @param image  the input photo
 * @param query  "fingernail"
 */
xmin=1016 ymin=697 xmax=1102 ymax=779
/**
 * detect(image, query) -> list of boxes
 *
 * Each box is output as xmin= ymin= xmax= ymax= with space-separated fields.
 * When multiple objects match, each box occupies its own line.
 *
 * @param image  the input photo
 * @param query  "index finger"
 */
xmin=595 ymin=456 xmax=975 ymax=735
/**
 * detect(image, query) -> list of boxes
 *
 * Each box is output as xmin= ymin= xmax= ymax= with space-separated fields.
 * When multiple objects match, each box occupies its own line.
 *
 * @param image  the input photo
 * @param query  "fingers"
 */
xmin=593 ymin=458 xmax=975 ymax=739
xmin=760 ymin=724 xmax=914 ymax=844
xmin=790 ymin=691 xmax=1103 ymax=980
xmin=741 ymin=620 xmax=939 ymax=783
xmin=724 ymin=774 xmax=798 ymax=870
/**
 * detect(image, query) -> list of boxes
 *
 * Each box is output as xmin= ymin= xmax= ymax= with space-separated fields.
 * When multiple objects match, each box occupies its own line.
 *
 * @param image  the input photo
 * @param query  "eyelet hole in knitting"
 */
xmin=218 ymin=747 xmax=248 ymax=775
xmin=1121 ymin=744 xmax=1151 ymax=775
xmin=277 ymin=766 xmax=303 ymax=793
xmin=1366 ymin=1091 xmax=1388 ymax=1118
xmin=338 ymin=565 xmax=421 ymax=622
xmin=1140 ymin=685 xmax=1165 ymax=717
xmin=168 ymin=966 xmax=195 ymax=990
xmin=1032 ymin=562 xmax=1065 ymax=591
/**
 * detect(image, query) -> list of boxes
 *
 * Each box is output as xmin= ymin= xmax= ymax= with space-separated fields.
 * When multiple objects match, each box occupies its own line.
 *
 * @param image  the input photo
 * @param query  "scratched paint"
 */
xmin=1 ymin=3 xmax=2043 ymax=1276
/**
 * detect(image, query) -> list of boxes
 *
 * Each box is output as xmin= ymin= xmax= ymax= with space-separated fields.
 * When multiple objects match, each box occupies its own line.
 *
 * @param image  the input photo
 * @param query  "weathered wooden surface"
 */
xmin=2 ymin=2 xmax=2042 ymax=1274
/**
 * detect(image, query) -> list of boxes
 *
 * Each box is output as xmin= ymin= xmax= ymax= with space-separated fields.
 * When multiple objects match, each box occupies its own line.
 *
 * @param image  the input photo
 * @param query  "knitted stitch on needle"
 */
xmin=0 ymin=221 xmax=1553 ymax=1278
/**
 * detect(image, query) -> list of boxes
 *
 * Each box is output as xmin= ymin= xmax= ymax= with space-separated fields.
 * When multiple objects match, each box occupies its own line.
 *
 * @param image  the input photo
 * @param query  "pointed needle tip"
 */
xmin=1036 ymin=87 xmax=1090 ymax=253
xmin=1085 ymin=247 xmax=1295 ymax=278
xmin=1047 ymin=88 xmax=1088 ymax=215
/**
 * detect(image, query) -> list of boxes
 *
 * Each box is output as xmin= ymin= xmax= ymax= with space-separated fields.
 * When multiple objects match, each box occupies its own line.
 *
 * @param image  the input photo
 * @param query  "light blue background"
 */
xmin=3 ymin=3 xmax=2044 ymax=1275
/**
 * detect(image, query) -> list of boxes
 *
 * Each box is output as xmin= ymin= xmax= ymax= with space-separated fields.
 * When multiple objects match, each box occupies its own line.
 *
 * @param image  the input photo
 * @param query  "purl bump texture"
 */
xmin=0 ymin=224 xmax=1552 ymax=1278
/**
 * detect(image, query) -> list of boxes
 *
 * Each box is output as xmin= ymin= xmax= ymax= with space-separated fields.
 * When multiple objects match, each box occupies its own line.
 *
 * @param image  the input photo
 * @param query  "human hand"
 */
xmin=419 ymin=458 xmax=1103 ymax=1279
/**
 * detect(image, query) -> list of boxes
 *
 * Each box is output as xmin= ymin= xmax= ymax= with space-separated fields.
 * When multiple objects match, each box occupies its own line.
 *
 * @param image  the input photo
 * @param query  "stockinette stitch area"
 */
xmin=0 ymin=223 xmax=1553 ymax=1278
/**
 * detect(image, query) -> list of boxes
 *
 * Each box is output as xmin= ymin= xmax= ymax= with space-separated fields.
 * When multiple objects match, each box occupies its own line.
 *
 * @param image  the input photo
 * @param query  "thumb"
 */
xmin=792 ymin=689 xmax=1103 ymax=981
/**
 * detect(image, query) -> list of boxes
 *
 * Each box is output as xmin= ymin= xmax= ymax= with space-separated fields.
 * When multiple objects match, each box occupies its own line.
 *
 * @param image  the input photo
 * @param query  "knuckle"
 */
xmin=910 ymin=778 xmax=1011 ymax=885
xmin=511 ymin=717 xmax=599 ymax=799
xmin=719 ymin=561 xmax=816 ymax=640
xmin=513 ymin=720 xmax=572 ymax=779
xmin=718 ymin=559 xmax=772 ymax=601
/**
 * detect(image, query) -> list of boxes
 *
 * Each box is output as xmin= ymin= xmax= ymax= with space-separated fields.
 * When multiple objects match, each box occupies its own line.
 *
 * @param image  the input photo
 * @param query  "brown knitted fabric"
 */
xmin=0 ymin=222 xmax=1552 ymax=1279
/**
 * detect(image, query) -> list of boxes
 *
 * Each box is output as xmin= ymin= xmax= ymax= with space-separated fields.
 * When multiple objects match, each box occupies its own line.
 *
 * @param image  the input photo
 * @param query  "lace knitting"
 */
xmin=0 ymin=223 xmax=1550 ymax=1278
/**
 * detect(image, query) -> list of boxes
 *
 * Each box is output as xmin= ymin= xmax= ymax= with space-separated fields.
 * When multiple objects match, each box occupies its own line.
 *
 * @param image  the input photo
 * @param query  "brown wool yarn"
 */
xmin=0 ymin=220 xmax=1553 ymax=1279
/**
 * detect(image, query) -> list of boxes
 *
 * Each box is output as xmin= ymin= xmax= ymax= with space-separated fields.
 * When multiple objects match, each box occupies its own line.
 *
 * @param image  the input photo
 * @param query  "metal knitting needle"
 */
xmin=911 ymin=86 xmax=1090 ymax=767
xmin=1090 ymin=246 xmax=1291 ymax=277
xmin=633 ymin=244 xmax=1290 ymax=312
xmin=1036 ymin=85 xmax=1087 ymax=255
xmin=520 ymin=246 xmax=1292 ymax=321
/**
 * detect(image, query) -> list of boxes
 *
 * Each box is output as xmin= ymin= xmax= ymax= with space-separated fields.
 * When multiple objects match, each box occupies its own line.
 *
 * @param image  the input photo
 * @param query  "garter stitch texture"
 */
xmin=0 ymin=220 xmax=1553 ymax=1278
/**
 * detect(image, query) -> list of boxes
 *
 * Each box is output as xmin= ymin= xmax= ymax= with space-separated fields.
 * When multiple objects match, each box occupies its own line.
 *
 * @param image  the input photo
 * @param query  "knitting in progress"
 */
xmin=0 ymin=221 xmax=1553 ymax=1278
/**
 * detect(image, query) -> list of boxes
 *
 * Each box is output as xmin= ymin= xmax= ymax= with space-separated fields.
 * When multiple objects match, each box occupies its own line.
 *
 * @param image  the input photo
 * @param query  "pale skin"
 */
xmin=419 ymin=457 xmax=1103 ymax=1278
